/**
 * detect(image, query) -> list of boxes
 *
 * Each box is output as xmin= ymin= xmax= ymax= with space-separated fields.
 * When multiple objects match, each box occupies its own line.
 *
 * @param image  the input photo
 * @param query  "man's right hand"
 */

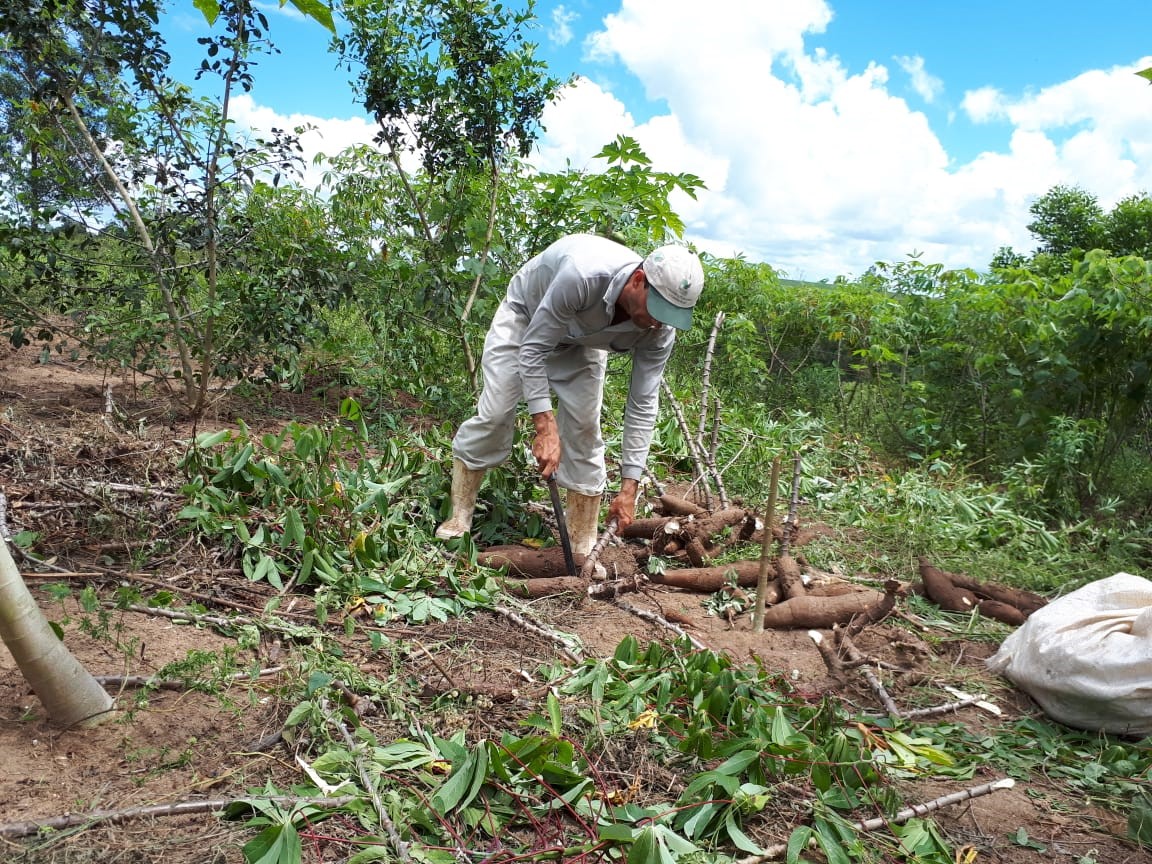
xmin=531 ymin=411 xmax=561 ymax=478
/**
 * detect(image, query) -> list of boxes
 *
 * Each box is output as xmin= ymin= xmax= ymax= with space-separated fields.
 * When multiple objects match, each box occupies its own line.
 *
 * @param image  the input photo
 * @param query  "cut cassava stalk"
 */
xmin=752 ymin=457 xmax=782 ymax=633
xmin=95 ymin=666 xmax=284 ymax=691
xmin=696 ymin=311 xmax=726 ymax=445
xmin=489 ymin=604 xmax=582 ymax=663
xmin=838 ymin=632 xmax=902 ymax=717
xmin=759 ymin=589 xmax=884 ymax=630
xmin=731 ymin=778 xmax=1016 ymax=864
xmin=660 ymin=379 xmax=715 ymax=509
xmin=614 ymin=600 xmax=712 ymax=652
xmin=0 ymin=795 xmax=359 ymax=839
xmin=808 ymin=630 xmax=846 ymax=681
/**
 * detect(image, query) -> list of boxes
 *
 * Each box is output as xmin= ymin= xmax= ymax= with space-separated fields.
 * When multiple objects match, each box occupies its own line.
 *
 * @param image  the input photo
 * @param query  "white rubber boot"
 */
xmin=565 ymin=492 xmax=602 ymax=556
xmin=435 ymin=458 xmax=485 ymax=540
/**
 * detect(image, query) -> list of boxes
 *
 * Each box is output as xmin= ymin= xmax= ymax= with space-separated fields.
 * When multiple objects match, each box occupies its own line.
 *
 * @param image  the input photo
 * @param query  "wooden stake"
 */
xmin=752 ymin=457 xmax=781 ymax=633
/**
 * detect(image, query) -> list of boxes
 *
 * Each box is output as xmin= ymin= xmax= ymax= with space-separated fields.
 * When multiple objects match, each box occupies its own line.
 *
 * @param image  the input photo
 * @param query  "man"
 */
xmin=436 ymin=233 xmax=705 ymax=553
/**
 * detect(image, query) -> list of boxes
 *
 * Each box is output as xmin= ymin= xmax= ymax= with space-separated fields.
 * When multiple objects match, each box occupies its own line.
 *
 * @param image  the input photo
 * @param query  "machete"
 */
xmin=546 ymin=476 xmax=578 ymax=578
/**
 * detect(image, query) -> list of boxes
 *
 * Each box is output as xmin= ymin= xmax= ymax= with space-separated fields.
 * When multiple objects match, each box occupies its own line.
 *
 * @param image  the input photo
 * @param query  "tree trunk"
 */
xmin=0 ymin=541 xmax=114 ymax=727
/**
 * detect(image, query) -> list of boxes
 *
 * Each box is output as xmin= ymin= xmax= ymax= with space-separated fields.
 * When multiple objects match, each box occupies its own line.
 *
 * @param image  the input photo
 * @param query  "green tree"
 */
xmin=335 ymin=0 xmax=563 ymax=387
xmin=1026 ymin=184 xmax=1106 ymax=260
xmin=1104 ymin=193 xmax=1152 ymax=259
xmin=0 ymin=0 xmax=347 ymax=415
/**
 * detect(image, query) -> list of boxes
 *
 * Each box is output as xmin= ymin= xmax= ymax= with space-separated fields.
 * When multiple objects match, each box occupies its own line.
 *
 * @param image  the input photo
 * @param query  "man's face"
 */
xmin=633 ymin=280 xmax=664 ymax=330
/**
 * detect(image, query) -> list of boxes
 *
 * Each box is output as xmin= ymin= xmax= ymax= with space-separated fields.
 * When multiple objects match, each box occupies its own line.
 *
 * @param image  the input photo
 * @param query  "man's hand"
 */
xmin=531 ymin=411 xmax=561 ymax=478
xmin=607 ymin=478 xmax=639 ymax=531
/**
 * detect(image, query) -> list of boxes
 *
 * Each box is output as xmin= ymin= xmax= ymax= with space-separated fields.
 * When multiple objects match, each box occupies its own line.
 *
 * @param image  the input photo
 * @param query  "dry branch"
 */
xmin=0 ymin=795 xmax=358 ymax=838
xmin=613 ymin=600 xmax=712 ymax=651
xmin=732 ymin=778 xmax=1016 ymax=863
xmin=838 ymin=633 xmax=902 ymax=717
xmin=489 ymin=604 xmax=582 ymax=663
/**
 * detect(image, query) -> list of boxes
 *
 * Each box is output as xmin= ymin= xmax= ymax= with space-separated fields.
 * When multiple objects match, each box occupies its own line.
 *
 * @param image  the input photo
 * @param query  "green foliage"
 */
xmin=258 ymin=634 xmax=984 ymax=863
xmin=178 ymin=406 xmax=500 ymax=620
xmin=1026 ymin=184 xmax=1107 ymax=261
xmin=523 ymin=135 xmax=707 ymax=251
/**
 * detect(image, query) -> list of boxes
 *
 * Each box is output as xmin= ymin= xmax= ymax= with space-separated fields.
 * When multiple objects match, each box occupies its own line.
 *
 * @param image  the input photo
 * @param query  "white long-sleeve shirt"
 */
xmin=505 ymin=234 xmax=675 ymax=480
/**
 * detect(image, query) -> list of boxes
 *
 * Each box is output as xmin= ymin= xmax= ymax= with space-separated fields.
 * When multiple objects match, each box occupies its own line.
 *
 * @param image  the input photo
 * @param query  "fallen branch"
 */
xmin=323 ymin=697 xmax=412 ymax=864
xmin=95 ymin=666 xmax=283 ymax=691
xmin=0 ymin=795 xmax=358 ymax=838
xmin=732 ymin=778 xmax=1016 ymax=863
xmin=838 ymin=633 xmax=902 ymax=718
xmin=489 ymin=604 xmax=582 ymax=663
xmin=613 ymin=600 xmax=712 ymax=652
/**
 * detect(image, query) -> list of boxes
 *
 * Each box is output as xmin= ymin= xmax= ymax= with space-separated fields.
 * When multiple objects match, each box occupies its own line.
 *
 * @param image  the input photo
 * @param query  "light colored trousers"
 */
xmin=453 ymin=300 xmax=608 ymax=497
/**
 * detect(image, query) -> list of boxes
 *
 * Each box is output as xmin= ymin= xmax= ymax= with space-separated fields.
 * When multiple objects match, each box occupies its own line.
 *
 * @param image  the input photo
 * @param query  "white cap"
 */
xmin=643 ymin=245 xmax=705 ymax=330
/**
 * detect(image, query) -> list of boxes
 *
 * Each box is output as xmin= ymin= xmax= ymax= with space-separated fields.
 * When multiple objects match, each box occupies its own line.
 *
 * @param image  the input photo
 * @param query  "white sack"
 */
xmin=986 ymin=572 xmax=1152 ymax=736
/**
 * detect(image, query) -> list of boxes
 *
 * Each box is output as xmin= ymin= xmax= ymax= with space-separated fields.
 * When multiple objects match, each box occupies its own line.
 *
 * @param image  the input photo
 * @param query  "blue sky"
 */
xmin=163 ymin=0 xmax=1152 ymax=280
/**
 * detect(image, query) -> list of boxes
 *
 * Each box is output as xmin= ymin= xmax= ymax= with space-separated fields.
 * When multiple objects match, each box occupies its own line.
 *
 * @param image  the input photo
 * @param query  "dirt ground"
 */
xmin=0 ymin=346 xmax=1147 ymax=864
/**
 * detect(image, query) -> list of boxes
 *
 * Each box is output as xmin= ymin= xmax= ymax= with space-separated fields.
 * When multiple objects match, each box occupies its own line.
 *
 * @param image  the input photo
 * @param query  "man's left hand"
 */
xmin=607 ymin=478 xmax=639 ymax=531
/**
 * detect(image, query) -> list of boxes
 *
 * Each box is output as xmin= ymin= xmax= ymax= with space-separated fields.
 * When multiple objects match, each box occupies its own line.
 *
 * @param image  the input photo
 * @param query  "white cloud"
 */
xmin=549 ymin=5 xmax=578 ymax=47
xmin=227 ymin=95 xmax=379 ymax=188
xmin=895 ymin=55 xmax=943 ymax=103
xmin=961 ymin=86 xmax=1007 ymax=123
xmin=536 ymin=1 xmax=1152 ymax=279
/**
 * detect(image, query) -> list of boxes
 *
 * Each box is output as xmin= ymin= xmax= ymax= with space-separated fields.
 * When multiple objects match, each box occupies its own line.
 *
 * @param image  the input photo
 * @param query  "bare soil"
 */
xmin=0 ymin=345 xmax=1146 ymax=864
